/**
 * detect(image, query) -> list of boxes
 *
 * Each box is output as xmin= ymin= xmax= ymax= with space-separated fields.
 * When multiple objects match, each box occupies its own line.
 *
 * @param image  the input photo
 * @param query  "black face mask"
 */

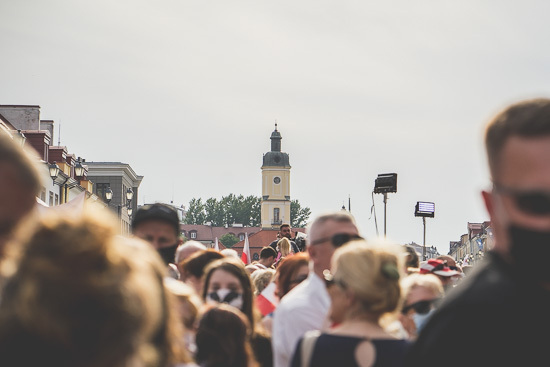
xmin=509 ymin=225 xmax=550 ymax=282
xmin=157 ymin=244 xmax=178 ymax=265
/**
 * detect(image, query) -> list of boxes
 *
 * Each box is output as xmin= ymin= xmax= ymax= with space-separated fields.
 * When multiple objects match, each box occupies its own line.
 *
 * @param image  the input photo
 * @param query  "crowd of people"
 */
xmin=1 ymin=97 xmax=550 ymax=366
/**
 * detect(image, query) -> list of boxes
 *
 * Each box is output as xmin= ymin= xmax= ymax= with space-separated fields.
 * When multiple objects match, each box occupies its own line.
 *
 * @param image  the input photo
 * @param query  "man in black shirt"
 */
xmin=269 ymin=223 xmax=300 ymax=253
xmin=407 ymin=98 xmax=550 ymax=367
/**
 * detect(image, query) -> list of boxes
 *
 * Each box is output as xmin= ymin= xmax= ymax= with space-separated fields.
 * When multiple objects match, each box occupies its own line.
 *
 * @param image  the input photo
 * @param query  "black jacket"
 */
xmin=406 ymin=251 xmax=550 ymax=367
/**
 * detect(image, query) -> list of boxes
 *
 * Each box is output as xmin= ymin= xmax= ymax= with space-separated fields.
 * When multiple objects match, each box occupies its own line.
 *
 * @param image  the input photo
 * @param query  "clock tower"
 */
xmin=261 ymin=124 xmax=291 ymax=229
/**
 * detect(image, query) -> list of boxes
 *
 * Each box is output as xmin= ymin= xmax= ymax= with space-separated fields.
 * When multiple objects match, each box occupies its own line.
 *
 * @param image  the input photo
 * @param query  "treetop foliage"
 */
xmin=184 ymin=194 xmax=311 ymax=228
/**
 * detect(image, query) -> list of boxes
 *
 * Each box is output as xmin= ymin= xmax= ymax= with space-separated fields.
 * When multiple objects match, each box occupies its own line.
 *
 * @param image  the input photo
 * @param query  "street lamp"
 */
xmin=74 ymin=160 xmax=85 ymax=178
xmin=374 ymin=173 xmax=397 ymax=238
xmin=49 ymin=162 xmax=60 ymax=183
xmin=104 ymin=187 xmax=113 ymax=202
xmin=415 ymin=201 xmax=435 ymax=261
xmin=104 ymin=186 xmax=133 ymax=218
xmin=49 ymin=161 xmax=82 ymax=203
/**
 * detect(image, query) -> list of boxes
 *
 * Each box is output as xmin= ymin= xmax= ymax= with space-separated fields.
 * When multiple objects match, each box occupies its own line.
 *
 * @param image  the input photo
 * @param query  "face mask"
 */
xmin=157 ymin=244 xmax=178 ymax=265
xmin=206 ymin=288 xmax=244 ymax=310
xmin=413 ymin=308 xmax=435 ymax=334
xmin=509 ymin=224 xmax=550 ymax=281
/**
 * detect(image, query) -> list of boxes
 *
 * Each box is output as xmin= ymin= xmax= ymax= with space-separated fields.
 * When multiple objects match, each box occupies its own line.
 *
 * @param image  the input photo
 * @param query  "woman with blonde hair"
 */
xmin=290 ymin=240 xmax=410 ymax=367
xmin=399 ymin=273 xmax=444 ymax=340
xmin=0 ymin=208 xmax=194 ymax=367
xmin=274 ymin=237 xmax=293 ymax=267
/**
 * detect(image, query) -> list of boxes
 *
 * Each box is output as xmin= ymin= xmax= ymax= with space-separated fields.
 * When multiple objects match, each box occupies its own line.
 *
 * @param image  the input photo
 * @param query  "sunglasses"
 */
xmin=401 ymin=299 xmax=439 ymax=315
xmin=309 ymin=233 xmax=363 ymax=247
xmin=494 ymin=183 xmax=550 ymax=216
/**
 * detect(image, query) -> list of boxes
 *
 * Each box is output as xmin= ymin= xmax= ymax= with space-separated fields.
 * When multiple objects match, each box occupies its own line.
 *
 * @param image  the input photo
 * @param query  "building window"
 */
xmin=96 ymin=183 xmax=110 ymax=202
xmin=190 ymin=231 xmax=197 ymax=239
xmin=49 ymin=191 xmax=54 ymax=206
xmin=239 ymin=233 xmax=245 ymax=241
xmin=274 ymin=208 xmax=280 ymax=223
xmin=40 ymin=187 xmax=46 ymax=201
xmin=55 ymin=194 xmax=59 ymax=205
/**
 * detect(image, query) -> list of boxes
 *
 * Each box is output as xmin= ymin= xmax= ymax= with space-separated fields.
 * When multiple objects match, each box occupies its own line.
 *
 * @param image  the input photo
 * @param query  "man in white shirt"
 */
xmin=272 ymin=211 xmax=361 ymax=367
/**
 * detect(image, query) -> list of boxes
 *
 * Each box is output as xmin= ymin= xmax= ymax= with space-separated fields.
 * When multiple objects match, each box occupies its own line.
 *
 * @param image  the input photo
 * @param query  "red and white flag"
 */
xmin=241 ymin=232 xmax=251 ymax=264
xmin=256 ymin=281 xmax=279 ymax=316
xmin=214 ymin=237 xmax=220 ymax=252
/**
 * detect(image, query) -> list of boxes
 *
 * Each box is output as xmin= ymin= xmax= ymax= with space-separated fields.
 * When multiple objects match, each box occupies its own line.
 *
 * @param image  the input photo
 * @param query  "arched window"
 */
xmin=190 ymin=231 xmax=197 ymax=239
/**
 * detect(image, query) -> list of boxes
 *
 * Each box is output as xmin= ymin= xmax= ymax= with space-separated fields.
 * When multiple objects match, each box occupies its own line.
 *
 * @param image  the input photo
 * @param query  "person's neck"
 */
xmin=330 ymin=318 xmax=389 ymax=338
xmin=313 ymin=266 xmax=325 ymax=279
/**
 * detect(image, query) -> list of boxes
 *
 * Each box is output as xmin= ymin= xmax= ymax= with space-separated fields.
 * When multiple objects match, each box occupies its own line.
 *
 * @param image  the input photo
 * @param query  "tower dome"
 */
xmin=262 ymin=124 xmax=291 ymax=168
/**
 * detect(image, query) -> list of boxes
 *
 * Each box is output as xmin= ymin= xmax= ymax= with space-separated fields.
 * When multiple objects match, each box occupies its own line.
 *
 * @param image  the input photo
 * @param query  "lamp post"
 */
xmin=374 ymin=173 xmax=397 ymax=238
xmin=104 ymin=186 xmax=133 ymax=218
xmin=414 ymin=201 xmax=435 ymax=260
xmin=49 ymin=161 xmax=82 ymax=204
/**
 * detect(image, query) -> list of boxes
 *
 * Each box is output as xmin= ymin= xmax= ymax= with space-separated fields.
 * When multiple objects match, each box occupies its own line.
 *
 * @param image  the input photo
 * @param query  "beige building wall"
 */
xmin=261 ymin=167 xmax=291 ymax=228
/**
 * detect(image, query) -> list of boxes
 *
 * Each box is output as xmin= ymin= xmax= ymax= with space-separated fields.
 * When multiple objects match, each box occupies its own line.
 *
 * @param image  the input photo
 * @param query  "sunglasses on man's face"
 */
xmin=493 ymin=183 xmax=550 ymax=216
xmin=309 ymin=233 xmax=363 ymax=247
xmin=401 ymin=299 xmax=439 ymax=315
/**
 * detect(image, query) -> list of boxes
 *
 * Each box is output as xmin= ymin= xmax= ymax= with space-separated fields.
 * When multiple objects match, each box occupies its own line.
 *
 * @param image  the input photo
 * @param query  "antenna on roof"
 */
xmin=58 ymin=120 xmax=61 ymax=146
xmin=275 ymin=120 xmax=278 ymax=131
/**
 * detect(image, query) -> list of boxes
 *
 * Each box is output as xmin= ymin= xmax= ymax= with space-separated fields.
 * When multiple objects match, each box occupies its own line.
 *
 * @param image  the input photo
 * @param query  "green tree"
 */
xmin=204 ymin=197 xmax=224 ymax=226
xmin=291 ymin=199 xmax=311 ymax=228
xmin=219 ymin=233 xmax=239 ymax=248
xmin=184 ymin=198 xmax=206 ymax=225
xmin=184 ymin=195 xmax=310 ymax=228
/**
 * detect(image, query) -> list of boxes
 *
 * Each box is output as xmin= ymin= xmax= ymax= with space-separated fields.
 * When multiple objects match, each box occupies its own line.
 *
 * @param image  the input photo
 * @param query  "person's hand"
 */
xmin=398 ymin=313 xmax=417 ymax=340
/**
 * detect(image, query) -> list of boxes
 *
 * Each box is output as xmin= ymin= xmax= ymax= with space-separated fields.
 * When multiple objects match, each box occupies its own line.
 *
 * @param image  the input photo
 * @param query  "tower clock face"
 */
xmin=273 ymin=176 xmax=281 ymax=184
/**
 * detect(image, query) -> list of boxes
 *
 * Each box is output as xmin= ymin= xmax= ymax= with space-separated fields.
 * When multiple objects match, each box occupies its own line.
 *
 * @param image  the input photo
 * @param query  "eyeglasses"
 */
xmin=322 ymin=269 xmax=347 ymax=289
xmin=493 ymin=183 xmax=550 ymax=216
xmin=309 ymin=233 xmax=363 ymax=247
xmin=401 ymin=299 xmax=439 ymax=315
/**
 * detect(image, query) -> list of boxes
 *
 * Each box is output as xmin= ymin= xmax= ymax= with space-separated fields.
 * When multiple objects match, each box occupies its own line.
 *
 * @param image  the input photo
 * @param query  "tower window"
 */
xmin=274 ymin=208 xmax=280 ymax=223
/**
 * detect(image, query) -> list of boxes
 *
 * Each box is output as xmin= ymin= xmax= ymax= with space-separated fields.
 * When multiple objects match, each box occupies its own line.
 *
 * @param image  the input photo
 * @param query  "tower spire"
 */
xmin=270 ymin=123 xmax=282 ymax=152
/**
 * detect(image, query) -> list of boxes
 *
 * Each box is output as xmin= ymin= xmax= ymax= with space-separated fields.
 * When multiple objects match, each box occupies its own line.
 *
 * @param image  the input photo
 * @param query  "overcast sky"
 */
xmin=2 ymin=0 xmax=550 ymax=255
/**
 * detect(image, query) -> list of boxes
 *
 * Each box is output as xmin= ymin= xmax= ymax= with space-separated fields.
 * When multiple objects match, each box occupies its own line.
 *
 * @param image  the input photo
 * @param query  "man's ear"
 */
xmin=482 ymin=190 xmax=494 ymax=219
xmin=307 ymin=244 xmax=316 ymax=260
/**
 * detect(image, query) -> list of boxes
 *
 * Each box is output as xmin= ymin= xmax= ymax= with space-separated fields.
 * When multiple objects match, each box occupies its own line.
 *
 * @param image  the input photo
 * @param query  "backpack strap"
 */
xmin=300 ymin=330 xmax=321 ymax=367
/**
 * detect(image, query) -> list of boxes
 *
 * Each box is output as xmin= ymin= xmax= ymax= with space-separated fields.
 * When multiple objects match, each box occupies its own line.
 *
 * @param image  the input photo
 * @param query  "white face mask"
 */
xmin=412 ymin=308 xmax=436 ymax=334
xmin=206 ymin=288 xmax=244 ymax=310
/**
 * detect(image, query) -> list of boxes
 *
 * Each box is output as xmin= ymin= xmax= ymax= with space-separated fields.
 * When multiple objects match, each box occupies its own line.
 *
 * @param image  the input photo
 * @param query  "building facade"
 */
xmin=261 ymin=124 xmax=291 ymax=229
xmin=87 ymin=162 xmax=143 ymax=235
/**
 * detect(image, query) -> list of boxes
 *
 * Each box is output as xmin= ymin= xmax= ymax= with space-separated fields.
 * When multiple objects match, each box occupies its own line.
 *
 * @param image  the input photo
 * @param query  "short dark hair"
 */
xmin=260 ymin=246 xmax=277 ymax=259
xmin=280 ymin=224 xmax=291 ymax=231
xmin=485 ymin=98 xmax=550 ymax=177
xmin=179 ymin=249 xmax=224 ymax=279
xmin=132 ymin=203 xmax=180 ymax=236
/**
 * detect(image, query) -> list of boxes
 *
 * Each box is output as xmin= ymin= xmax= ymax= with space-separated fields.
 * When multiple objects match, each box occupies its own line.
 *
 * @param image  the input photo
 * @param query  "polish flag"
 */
xmin=214 ymin=237 xmax=220 ymax=252
xmin=256 ymin=281 xmax=279 ymax=316
xmin=241 ymin=232 xmax=251 ymax=264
